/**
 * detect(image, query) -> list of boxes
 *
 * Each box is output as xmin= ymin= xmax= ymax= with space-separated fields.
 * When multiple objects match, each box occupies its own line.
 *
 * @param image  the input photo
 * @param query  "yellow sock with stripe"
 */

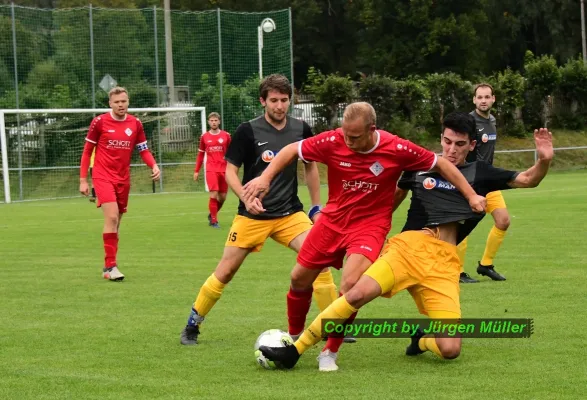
xmin=193 ymin=274 xmax=226 ymax=317
xmin=481 ymin=226 xmax=507 ymax=266
xmin=312 ymin=270 xmax=338 ymax=312
xmin=418 ymin=336 xmax=443 ymax=358
xmin=457 ymin=238 xmax=468 ymax=273
xmin=295 ymin=296 xmax=357 ymax=355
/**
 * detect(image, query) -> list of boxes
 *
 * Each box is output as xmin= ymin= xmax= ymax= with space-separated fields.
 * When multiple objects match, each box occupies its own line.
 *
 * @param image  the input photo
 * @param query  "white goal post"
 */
xmin=0 ymin=107 xmax=206 ymax=203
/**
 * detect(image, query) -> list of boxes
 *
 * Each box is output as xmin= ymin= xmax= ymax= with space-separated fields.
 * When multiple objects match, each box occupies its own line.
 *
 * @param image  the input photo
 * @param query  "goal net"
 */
xmin=0 ymin=106 xmax=206 ymax=203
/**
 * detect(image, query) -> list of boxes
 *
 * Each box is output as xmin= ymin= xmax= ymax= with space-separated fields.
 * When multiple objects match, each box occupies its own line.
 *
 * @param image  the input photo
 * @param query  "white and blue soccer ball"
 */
xmin=254 ymin=329 xmax=293 ymax=370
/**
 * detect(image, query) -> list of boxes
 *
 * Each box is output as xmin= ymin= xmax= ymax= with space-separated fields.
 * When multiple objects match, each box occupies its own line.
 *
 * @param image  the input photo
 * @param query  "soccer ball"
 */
xmin=254 ymin=329 xmax=293 ymax=370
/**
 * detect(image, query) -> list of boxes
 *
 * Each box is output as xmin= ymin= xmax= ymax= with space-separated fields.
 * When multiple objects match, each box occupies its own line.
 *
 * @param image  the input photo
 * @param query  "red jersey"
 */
xmin=298 ymin=129 xmax=437 ymax=234
xmin=85 ymin=112 xmax=149 ymax=182
xmin=196 ymin=130 xmax=231 ymax=173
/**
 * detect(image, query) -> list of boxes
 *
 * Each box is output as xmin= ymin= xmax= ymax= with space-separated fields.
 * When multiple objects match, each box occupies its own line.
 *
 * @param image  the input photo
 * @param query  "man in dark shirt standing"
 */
xmin=257 ymin=112 xmax=552 ymax=368
xmin=459 ymin=83 xmax=511 ymax=283
xmin=180 ymin=74 xmax=334 ymax=345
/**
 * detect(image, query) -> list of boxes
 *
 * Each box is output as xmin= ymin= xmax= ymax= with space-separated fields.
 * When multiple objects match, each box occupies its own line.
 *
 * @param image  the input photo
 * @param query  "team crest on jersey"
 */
xmin=369 ymin=161 xmax=384 ymax=176
xmin=218 ymin=138 xmax=224 ymax=144
xmin=261 ymin=150 xmax=275 ymax=163
xmin=482 ymin=133 xmax=489 ymax=143
xmin=125 ymin=128 xmax=133 ymax=137
xmin=423 ymin=177 xmax=437 ymax=190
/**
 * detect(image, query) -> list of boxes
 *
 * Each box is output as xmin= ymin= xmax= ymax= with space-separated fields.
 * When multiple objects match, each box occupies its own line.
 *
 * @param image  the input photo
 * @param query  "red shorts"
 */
xmin=93 ymin=179 xmax=131 ymax=213
xmin=297 ymin=218 xmax=389 ymax=270
xmin=205 ymin=171 xmax=228 ymax=193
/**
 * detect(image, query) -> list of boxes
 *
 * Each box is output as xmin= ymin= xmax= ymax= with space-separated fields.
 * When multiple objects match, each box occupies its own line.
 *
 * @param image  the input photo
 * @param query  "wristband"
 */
xmin=308 ymin=205 xmax=322 ymax=219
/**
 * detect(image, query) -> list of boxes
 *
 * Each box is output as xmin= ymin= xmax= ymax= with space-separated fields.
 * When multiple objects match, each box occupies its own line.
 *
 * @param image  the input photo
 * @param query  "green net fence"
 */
xmin=0 ymin=5 xmax=292 ymax=202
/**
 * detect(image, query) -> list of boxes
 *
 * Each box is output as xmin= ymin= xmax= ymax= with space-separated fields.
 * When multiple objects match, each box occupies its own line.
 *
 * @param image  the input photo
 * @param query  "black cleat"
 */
xmin=477 ymin=262 xmax=506 ymax=281
xmin=406 ymin=328 xmax=426 ymax=356
xmin=259 ymin=343 xmax=301 ymax=369
xmin=459 ymin=272 xmax=479 ymax=283
xmin=180 ymin=324 xmax=200 ymax=345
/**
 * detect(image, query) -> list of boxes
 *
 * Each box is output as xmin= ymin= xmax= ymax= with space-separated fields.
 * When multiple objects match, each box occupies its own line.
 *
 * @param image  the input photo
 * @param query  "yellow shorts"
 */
xmin=486 ymin=191 xmax=506 ymax=214
xmin=225 ymin=211 xmax=312 ymax=252
xmin=364 ymin=230 xmax=461 ymax=317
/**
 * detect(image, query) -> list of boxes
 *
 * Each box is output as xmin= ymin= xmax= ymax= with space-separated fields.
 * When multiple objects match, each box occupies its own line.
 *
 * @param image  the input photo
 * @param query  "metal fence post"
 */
xmin=11 ymin=3 xmax=22 ymax=201
xmin=154 ymin=5 xmax=164 ymax=192
xmin=288 ymin=7 xmax=294 ymax=90
xmin=89 ymin=4 xmax=96 ymax=109
xmin=217 ymin=8 xmax=224 ymax=129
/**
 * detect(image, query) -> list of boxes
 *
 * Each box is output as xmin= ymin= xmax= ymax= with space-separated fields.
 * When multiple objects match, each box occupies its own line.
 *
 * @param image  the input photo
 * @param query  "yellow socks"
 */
xmin=312 ymin=270 xmax=338 ymax=312
xmin=193 ymin=274 xmax=226 ymax=317
xmin=481 ymin=226 xmax=507 ymax=266
xmin=457 ymin=238 xmax=468 ymax=273
xmin=295 ymin=296 xmax=357 ymax=354
xmin=418 ymin=336 xmax=443 ymax=358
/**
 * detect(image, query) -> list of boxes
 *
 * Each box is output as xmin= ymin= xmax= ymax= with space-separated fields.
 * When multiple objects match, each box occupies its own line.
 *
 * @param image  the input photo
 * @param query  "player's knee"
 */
xmin=215 ymin=258 xmax=242 ymax=284
xmin=344 ymin=288 xmax=365 ymax=308
xmin=495 ymin=216 xmax=510 ymax=231
xmin=340 ymin=274 xmax=360 ymax=294
xmin=104 ymin=214 xmax=119 ymax=229
xmin=290 ymin=266 xmax=314 ymax=291
xmin=438 ymin=341 xmax=461 ymax=359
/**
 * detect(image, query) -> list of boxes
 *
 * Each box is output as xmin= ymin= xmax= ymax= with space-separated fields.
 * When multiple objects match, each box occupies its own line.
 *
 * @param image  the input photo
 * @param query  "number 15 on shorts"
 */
xmin=228 ymin=231 xmax=238 ymax=242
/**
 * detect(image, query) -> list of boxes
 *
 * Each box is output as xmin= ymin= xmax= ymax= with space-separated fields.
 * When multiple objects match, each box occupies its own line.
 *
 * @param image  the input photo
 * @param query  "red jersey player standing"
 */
xmin=193 ymin=112 xmax=231 ymax=228
xmin=243 ymin=102 xmax=485 ymax=371
xmin=79 ymin=87 xmax=160 ymax=281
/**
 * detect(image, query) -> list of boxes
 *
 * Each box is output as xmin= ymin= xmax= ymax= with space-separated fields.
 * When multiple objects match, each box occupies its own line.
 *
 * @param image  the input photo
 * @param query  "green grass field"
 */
xmin=1 ymin=170 xmax=586 ymax=399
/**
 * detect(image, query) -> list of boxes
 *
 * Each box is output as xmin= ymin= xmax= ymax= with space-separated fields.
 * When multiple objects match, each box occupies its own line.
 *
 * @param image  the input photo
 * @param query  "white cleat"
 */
xmin=103 ymin=266 xmax=125 ymax=281
xmin=317 ymin=349 xmax=339 ymax=372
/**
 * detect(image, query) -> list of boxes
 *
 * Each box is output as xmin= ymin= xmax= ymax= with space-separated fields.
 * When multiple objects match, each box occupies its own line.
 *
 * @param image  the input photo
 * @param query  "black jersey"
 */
xmin=467 ymin=111 xmax=498 ymax=164
xmin=398 ymin=161 xmax=519 ymax=244
xmin=225 ymin=115 xmax=313 ymax=220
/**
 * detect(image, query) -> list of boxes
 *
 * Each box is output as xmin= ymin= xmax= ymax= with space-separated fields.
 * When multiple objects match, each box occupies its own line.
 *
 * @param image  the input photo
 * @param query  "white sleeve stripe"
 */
xmin=85 ymin=138 xmax=97 ymax=144
xmin=137 ymin=141 xmax=147 ymax=146
xmin=428 ymin=154 xmax=438 ymax=171
xmin=297 ymin=140 xmax=307 ymax=163
xmin=198 ymin=149 xmax=205 ymax=152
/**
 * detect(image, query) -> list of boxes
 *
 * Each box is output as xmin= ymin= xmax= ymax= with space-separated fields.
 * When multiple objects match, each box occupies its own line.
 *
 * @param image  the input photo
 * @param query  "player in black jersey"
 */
xmin=459 ymin=83 xmax=510 ymax=283
xmin=258 ymin=112 xmax=552 ymax=368
xmin=180 ymin=74 xmax=341 ymax=346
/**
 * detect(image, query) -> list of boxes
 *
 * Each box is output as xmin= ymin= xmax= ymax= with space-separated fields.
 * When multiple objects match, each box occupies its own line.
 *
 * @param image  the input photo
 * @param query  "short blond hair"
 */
xmin=208 ymin=112 xmax=220 ymax=120
xmin=343 ymin=102 xmax=377 ymax=127
xmin=108 ymin=86 xmax=128 ymax=99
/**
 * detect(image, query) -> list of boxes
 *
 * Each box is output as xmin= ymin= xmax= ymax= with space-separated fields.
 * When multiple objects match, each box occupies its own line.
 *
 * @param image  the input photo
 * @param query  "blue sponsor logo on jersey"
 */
xmin=423 ymin=177 xmax=456 ymax=191
xmin=261 ymin=149 xmax=280 ymax=163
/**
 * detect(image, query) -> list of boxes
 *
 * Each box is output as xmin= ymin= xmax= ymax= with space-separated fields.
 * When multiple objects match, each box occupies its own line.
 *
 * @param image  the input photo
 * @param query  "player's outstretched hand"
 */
xmin=468 ymin=194 xmax=487 ymax=213
xmin=243 ymin=177 xmax=270 ymax=201
xmin=151 ymin=165 xmax=161 ymax=181
xmin=534 ymin=128 xmax=554 ymax=161
xmin=244 ymin=197 xmax=266 ymax=215
xmin=79 ymin=179 xmax=89 ymax=197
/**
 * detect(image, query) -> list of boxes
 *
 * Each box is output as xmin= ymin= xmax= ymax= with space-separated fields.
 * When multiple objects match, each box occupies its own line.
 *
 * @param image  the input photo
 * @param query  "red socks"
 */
xmin=323 ymin=311 xmax=358 ymax=353
xmin=287 ymin=287 xmax=313 ymax=335
xmin=103 ymin=233 xmax=118 ymax=268
xmin=209 ymin=198 xmax=219 ymax=224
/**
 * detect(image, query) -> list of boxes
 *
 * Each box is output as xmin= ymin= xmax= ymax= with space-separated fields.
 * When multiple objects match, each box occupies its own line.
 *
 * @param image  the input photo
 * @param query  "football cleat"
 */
xmin=259 ymin=343 xmax=301 ymax=369
xmin=459 ymin=272 xmax=479 ymax=283
xmin=317 ymin=349 xmax=339 ymax=372
xmin=405 ymin=328 xmax=426 ymax=356
xmin=477 ymin=263 xmax=506 ymax=281
xmin=180 ymin=324 xmax=201 ymax=346
xmin=103 ymin=266 xmax=124 ymax=281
